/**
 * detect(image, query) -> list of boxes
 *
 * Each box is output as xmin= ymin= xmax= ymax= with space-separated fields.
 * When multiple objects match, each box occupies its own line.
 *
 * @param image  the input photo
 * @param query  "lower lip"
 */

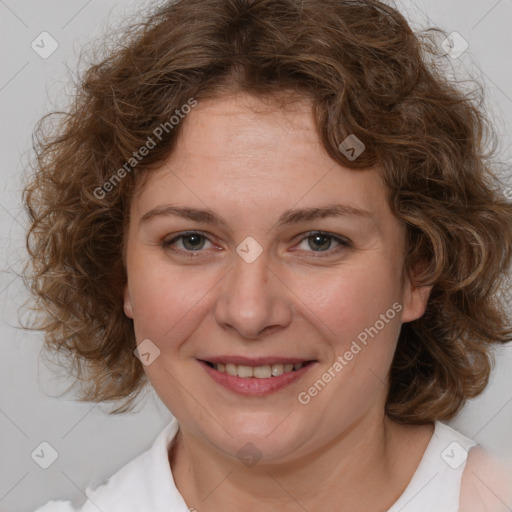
xmin=198 ymin=360 xmax=315 ymax=396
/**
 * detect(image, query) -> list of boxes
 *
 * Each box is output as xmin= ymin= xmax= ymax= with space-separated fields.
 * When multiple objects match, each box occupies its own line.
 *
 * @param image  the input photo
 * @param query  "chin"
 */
xmin=200 ymin=410 xmax=314 ymax=465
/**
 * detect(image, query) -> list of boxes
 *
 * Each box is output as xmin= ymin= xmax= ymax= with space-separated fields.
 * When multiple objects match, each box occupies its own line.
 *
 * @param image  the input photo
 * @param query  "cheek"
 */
xmin=127 ymin=257 xmax=216 ymax=344
xmin=294 ymin=267 xmax=403 ymax=416
xmin=293 ymin=261 xmax=403 ymax=345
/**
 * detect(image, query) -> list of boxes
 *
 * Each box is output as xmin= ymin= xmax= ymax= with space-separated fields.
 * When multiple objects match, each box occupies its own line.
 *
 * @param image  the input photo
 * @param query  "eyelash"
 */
xmin=162 ymin=230 xmax=351 ymax=259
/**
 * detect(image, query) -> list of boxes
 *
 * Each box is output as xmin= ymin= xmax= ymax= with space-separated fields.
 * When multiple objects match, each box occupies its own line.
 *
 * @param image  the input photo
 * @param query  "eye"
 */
xmin=294 ymin=231 xmax=351 ymax=256
xmin=162 ymin=231 xmax=214 ymax=258
xmin=162 ymin=230 xmax=351 ymax=259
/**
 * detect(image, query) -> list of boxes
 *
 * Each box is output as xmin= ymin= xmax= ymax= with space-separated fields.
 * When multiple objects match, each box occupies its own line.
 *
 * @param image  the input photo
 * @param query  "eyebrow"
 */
xmin=139 ymin=203 xmax=373 ymax=230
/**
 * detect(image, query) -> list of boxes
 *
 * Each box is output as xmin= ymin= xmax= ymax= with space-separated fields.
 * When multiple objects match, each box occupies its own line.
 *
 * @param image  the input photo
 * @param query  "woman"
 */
xmin=25 ymin=0 xmax=512 ymax=510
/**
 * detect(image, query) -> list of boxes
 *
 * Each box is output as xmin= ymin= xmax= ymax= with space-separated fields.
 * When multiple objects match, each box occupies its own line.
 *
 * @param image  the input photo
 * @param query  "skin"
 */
xmin=460 ymin=447 xmax=512 ymax=511
xmin=123 ymin=92 xmax=435 ymax=511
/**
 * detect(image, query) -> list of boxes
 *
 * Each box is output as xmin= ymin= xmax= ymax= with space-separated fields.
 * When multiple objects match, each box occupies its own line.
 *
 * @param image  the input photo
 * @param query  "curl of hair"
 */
xmin=23 ymin=0 xmax=512 ymax=419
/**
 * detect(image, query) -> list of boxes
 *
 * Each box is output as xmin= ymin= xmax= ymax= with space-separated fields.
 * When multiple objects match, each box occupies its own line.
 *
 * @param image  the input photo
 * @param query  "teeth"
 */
xmin=213 ymin=362 xmax=306 ymax=378
xmin=226 ymin=363 xmax=237 ymax=376
xmin=254 ymin=365 xmax=272 ymax=378
xmin=271 ymin=364 xmax=284 ymax=376
xmin=237 ymin=365 xmax=254 ymax=378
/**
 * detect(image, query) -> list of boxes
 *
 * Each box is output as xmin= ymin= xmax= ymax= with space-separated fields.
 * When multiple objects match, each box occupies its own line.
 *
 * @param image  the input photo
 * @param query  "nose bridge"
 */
xmin=214 ymin=245 xmax=292 ymax=339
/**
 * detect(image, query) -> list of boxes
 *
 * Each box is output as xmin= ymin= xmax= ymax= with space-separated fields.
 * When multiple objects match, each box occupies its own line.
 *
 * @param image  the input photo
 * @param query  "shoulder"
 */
xmin=32 ymin=418 xmax=181 ymax=512
xmin=460 ymin=445 xmax=512 ymax=512
xmin=31 ymin=450 xmax=152 ymax=512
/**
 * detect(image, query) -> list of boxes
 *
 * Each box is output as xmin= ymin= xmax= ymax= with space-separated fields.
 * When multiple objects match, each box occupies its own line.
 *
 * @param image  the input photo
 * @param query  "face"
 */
xmin=123 ymin=92 xmax=429 ymax=464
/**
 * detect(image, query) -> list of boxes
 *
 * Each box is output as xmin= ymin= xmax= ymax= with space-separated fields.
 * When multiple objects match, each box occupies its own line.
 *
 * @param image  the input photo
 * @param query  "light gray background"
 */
xmin=0 ymin=1 xmax=511 ymax=511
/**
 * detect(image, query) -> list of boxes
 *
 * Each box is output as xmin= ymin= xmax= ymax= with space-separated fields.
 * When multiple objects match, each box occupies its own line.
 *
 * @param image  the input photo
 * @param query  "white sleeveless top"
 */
xmin=33 ymin=417 xmax=477 ymax=512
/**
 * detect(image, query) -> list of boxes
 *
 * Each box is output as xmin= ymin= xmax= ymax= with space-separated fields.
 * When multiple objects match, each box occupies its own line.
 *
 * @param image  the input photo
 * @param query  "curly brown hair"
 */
xmin=23 ymin=0 xmax=512 ymax=420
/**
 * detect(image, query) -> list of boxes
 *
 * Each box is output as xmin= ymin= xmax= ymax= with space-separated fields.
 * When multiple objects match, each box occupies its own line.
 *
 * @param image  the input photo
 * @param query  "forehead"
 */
xmin=131 ymin=93 xmax=390 ymax=224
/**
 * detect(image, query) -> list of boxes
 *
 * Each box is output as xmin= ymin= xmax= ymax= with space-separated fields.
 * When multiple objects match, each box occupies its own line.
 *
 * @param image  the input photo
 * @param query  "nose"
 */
xmin=214 ymin=248 xmax=293 ymax=340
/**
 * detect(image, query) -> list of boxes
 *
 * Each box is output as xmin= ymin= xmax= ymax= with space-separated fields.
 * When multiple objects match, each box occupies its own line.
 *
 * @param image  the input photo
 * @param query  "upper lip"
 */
xmin=199 ymin=356 xmax=316 ymax=366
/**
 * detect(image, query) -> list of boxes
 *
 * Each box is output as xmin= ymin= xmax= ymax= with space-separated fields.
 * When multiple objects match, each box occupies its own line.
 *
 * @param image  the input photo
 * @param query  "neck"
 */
xmin=169 ymin=411 xmax=433 ymax=512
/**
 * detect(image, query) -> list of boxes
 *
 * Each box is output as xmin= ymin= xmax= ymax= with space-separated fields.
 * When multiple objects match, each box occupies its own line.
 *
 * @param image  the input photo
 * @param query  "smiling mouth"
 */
xmin=202 ymin=361 xmax=315 ymax=378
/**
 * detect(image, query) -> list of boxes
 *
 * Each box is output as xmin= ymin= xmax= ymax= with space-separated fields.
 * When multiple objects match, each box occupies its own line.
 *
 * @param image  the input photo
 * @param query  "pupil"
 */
xmin=184 ymin=234 xmax=204 ymax=250
xmin=310 ymin=234 xmax=330 ymax=251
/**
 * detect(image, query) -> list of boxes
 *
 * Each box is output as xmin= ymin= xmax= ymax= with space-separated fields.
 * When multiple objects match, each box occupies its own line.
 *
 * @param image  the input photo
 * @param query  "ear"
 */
xmin=123 ymin=284 xmax=134 ymax=319
xmin=401 ymin=263 xmax=432 ymax=323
